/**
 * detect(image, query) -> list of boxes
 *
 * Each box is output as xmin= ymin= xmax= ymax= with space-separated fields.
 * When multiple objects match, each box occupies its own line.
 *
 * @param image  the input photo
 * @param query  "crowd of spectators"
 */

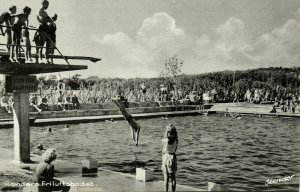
xmin=26 ymin=91 xmax=80 ymax=112
xmin=0 ymin=80 xmax=299 ymax=113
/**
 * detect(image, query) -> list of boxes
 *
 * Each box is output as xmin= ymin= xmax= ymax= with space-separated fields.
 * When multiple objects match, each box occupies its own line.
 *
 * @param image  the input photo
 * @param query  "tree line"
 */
xmin=1 ymin=66 xmax=299 ymax=103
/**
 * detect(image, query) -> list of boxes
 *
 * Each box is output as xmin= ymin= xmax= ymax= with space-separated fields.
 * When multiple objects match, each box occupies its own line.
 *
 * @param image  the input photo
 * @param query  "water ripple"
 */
xmin=0 ymin=114 xmax=299 ymax=191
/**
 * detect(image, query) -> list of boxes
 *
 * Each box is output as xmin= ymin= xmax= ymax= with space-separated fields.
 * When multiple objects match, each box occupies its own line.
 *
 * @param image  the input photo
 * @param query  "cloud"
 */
xmin=185 ymin=17 xmax=252 ymax=72
xmin=98 ymin=13 xmax=188 ymax=77
xmin=215 ymin=17 xmax=250 ymax=61
xmin=99 ymin=32 xmax=152 ymax=68
xmin=249 ymin=19 xmax=300 ymax=67
xmin=98 ymin=12 xmax=300 ymax=78
xmin=137 ymin=13 xmax=186 ymax=51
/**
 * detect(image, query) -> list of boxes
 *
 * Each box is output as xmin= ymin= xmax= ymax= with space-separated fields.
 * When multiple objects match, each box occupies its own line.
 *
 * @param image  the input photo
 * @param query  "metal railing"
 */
xmin=0 ymin=25 xmax=70 ymax=66
xmin=197 ymin=105 xmax=205 ymax=113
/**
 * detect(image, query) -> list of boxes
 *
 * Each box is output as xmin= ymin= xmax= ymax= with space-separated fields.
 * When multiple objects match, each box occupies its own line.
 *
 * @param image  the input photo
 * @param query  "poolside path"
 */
xmin=0 ymin=148 xmax=204 ymax=192
xmin=210 ymin=103 xmax=300 ymax=118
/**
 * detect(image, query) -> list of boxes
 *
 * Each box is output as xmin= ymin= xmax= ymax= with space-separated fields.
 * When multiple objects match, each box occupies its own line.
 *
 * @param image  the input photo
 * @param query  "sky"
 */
xmin=1 ymin=0 xmax=300 ymax=78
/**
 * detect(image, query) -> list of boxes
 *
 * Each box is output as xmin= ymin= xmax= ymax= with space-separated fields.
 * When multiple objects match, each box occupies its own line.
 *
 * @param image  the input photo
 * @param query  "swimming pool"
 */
xmin=0 ymin=114 xmax=299 ymax=191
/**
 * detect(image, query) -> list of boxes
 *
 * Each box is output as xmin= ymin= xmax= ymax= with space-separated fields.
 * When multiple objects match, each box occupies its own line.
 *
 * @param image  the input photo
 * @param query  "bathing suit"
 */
xmin=12 ymin=23 xmax=22 ymax=41
xmin=161 ymin=138 xmax=178 ymax=173
xmin=22 ymin=29 xmax=29 ymax=37
xmin=49 ymin=22 xmax=56 ymax=43
xmin=37 ymin=9 xmax=51 ymax=45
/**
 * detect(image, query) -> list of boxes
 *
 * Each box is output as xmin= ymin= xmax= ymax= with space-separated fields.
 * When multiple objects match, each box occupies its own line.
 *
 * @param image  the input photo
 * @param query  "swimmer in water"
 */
xmin=62 ymin=124 xmax=69 ymax=131
xmin=47 ymin=127 xmax=52 ymax=133
xmin=105 ymin=118 xmax=117 ymax=123
xmin=33 ymin=143 xmax=46 ymax=155
xmin=37 ymin=144 xmax=45 ymax=151
xmin=161 ymin=116 xmax=168 ymax=120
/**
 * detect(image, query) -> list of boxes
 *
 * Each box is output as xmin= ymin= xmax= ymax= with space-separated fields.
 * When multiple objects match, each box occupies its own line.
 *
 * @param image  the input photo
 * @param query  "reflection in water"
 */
xmin=0 ymin=115 xmax=299 ymax=191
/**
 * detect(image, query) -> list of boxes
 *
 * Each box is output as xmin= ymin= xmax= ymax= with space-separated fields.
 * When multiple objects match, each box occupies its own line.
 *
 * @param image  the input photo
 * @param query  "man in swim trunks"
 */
xmin=0 ymin=12 xmax=11 ymax=40
xmin=10 ymin=6 xmax=31 ymax=62
xmin=48 ymin=13 xmax=57 ymax=63
xmin=0 ymin=6 xmax=16 ymax=52
xmin=37 ymin=0 xmax=52 ymax=63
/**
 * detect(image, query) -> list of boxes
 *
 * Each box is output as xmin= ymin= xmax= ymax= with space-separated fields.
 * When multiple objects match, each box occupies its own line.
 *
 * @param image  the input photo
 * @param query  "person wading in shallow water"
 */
xmin=161 ymin=124 xmax=178 ymax=192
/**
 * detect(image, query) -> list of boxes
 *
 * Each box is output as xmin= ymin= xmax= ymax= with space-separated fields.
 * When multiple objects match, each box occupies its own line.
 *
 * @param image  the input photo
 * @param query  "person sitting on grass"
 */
xmin=36 ymin=148 xmax=70 ymax=192
xmin=270 ymin=105 xmax=277 ymax=113
xmin=57 ymin=91 xmax=66 ymax=111
xmin=140 ymin=83 xmax=147 ymax=102
xmin=71 ymin=93 xmax=80 ymax=110
xmin=38 ymin=95 xmax=48 ymax=111
xmin=64 ymin=94 xmax=72 ymax=110
xmin=30 ymin=94 xmax=42 ymax=112
xmin=162 ymin=124 xmax=178 ymax=192
xmin=0 ymin=95 xmax=13 ymax=113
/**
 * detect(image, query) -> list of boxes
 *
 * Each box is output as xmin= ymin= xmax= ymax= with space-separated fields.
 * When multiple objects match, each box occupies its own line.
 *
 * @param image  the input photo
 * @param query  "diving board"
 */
xmin=0 ymin=61 xmax=87 ymax=75
xmin=0 ymin=51 xmax=99 ymax=164
xmin=0 ymin=50 xmax=101 ymax=63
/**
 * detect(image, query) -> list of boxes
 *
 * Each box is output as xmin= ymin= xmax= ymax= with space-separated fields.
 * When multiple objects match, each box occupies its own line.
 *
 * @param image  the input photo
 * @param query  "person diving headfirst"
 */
xmin=113 ymin=99 xmax=140 ymax=146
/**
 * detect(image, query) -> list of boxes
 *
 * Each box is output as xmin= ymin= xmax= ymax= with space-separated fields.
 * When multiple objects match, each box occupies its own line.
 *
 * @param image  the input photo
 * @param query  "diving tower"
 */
xmin=0 ymin=46 xmax=101 ymax=163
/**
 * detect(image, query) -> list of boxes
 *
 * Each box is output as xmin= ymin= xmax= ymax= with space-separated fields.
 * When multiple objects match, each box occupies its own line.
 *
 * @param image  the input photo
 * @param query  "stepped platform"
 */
xmin=0 ymin=102 xmax=214 ymax=128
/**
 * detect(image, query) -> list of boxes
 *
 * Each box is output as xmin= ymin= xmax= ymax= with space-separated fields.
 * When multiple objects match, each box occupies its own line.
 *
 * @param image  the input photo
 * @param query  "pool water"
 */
xmin=0 ymin=114 xmax=299 ymax=191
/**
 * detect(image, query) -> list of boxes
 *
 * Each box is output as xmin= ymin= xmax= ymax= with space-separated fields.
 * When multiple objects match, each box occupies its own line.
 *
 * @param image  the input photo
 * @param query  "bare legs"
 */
xmin=164 ymin=172 xmax=169 ymax=192
xmin=30 ymin=103 xmax=42 ymax=112
xmin=38 ymin=33 xmax=50 ymax=63
xmin=9 ymin=36 xmax=15 ymax=62
xmin=171 ymin=172 xmax=176 ymax=192
xmin=164 ymin=172 xmax=176 ymax=192
xmin=6 ymin=30 xmax=12 ymax=52
xmin=130 ymin=125 xmax=140 ymax=146
xmin=10 ymin=31 xmax=20 ymax=62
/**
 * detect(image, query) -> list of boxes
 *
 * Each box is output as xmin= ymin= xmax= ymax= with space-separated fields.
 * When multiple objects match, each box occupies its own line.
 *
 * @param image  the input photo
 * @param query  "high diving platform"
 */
xmin=0 ymin=44 xmax=101 ymax=163
xmin=0 ymin=50 xmax=100 ymax=75
xmin=0 ymin=61 xmax=87 ymax=75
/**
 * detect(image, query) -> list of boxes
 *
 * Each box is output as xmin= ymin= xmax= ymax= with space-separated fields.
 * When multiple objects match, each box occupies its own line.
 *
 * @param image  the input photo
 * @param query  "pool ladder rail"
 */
xmin=197 ymin=105 xmax=209 ymax=115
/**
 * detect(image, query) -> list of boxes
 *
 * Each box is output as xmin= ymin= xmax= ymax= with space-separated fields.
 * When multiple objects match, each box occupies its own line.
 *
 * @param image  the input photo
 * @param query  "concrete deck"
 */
xmin=210 ymin=103 xmax=300 ymax=118
xmin=0 ymin=148 xmax=203 ymax=191
xmin=0 ymin=109 xmax=206 ymax=128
